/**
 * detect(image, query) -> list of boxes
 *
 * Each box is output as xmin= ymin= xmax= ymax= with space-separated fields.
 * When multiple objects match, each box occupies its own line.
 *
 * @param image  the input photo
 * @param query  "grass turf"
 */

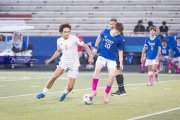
xmin=0 ymin=72 xmax=180 ymax=120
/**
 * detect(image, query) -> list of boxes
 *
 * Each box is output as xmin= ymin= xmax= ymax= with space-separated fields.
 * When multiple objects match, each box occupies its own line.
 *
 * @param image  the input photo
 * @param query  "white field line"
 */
xmin=0 ymin=79 xmax=179 ymax=99
xmin=1 ymin=71 xmax=180 ymax=76
xmin=128 ymin=107 xmax=180 ymax=120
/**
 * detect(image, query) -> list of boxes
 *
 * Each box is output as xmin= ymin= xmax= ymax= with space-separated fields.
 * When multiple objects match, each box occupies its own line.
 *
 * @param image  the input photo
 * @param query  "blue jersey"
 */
xmin=99 ymin=29 xmax=123 ymax=61
xmin=173 ymin=44 xmax=180 ymax=57
xmin=161 ymin=45 xmax=171 ymax=56
xmin=144 ymin=36 xmax=161 ymax=60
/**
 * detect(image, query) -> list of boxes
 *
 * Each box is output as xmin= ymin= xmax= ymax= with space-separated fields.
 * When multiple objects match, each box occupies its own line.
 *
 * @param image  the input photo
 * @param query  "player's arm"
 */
xmin=156 ymin=46 xmax=161 ymax=59
xmin=156 ymin=39 xmax=162 ymax=61
xmin=82 ymin=43 xmax=94 ymax=64
xmin=118 ymin=50 xmax=123 ymax=70
xmin=141 ymin=46 xmax=147 ymax=63
xmin=168 ymin=48 xmax=171 ymax=59
xmin=94 ymin=35 xmax=102 ymax=47
xmin=46 ymin=50 xmax=62 ymax=65
xmin=93 ymin=35 xmax=102 ymax=55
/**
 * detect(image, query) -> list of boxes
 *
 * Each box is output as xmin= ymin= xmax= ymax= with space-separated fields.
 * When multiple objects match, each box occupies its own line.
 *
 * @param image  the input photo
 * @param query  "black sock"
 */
xmin=116 ymin=74 xmax=123 ymax=92
xmin=120 ymin=74 xmax=126 ymax=93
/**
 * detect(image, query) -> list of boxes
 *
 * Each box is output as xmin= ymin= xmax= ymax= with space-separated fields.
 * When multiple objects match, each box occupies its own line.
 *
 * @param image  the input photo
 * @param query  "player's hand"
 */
xmin=156 ymin=57 xmax=159 ymax=62
xmin=167 ymin=57 xmax=170 ymax=61
xmin=45 ymin=59 xmax=51 ymax=65
xmin=88 ymin=56 xmax=94 ymax=64
xmin=118 ymin=63 xmax=123 ymax=71
xmin=92 ymin=48 xmax=97 ymax=55
xmin=141 ymin=57 xmax=145 ymax=63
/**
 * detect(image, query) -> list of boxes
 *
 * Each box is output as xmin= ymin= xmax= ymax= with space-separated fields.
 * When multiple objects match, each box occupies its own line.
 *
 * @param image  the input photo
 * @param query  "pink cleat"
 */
xmin=90 ymin=90 xmax=97 ymax=97
xmin=104 ymin=91 xmax=109 ymax=103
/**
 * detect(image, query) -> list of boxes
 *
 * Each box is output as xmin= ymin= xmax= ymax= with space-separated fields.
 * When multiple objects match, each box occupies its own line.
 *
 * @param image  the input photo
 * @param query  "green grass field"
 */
xmin=0 ymin=72 xmax=180 ymax=120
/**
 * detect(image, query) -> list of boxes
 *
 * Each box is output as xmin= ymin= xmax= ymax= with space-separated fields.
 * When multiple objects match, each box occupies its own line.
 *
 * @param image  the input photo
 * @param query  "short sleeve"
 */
xmin=75 ymin=36 xmax=84 ymax=46
xmin=144 ymin=38 xmax=148 ymax=47
xmin=57 ymin=40 xmax=61 ymax=50
xmin=100 ymin=29 xmax=105 ymax=38
xmin=157 ymin=38 xmax=162 ymax=47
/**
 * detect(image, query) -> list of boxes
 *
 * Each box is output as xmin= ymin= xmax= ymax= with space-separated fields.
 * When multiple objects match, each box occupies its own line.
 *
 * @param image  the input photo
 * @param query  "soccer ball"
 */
xmin=83 ymin=94 xmax=94 ymax=105
xmin=85 ymin=64 xmax=94 ymax=70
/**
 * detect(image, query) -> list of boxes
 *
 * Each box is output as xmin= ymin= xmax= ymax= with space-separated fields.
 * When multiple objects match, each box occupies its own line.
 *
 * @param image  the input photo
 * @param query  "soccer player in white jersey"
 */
xmin=141 ymin=27 xmax=161 ymax=86
xmin=36 ymin=23 xmax=94 ymax=101
xmin=89 ymin=22 xmax=124 ymax=103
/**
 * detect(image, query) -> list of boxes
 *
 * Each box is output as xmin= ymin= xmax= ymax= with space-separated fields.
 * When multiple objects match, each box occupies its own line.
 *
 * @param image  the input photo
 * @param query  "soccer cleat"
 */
xmin=156 ymin=78 xmax=160 ymax=84
xmin=59 ymin=89 xmax=68 ymax=101
xmin=104 ymin=91 xmax=109 ymax=103
xmin=36 ymin=93 xmax=45 ymax=99
xmin=140 ymin=71 xmax=145 ymax=73
xmin=59 ymin=93 xmax=67 ymax=101
xmin=147 ymin=82 xmax=153 ymax=86
xmin=121 ymin=91 xmax=127 ymax=96
xmin=111 ymin=90 xmax=123 ymax=96
xmin=111 ymin=90 xmax=120 ymax=96
xmin=168 ymin=70 xmax=172 ymax=74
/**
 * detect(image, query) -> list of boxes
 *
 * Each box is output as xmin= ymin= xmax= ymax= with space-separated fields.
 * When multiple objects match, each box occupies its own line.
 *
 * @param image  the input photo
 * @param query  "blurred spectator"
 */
xmin=28 ymin=42 xmax=33 ymax=51
xmin=146 ymin=21 xmax=156 ymax=32
xmin=134 ymin=20 xmax=145 ymax=33
xmin=76 ymin=32 xmax=84 ymax=59
xmin=12 ymin=33 xmax=22 ymax=53
xmin=0 ymin=34 xmax=5 ymax=41
xmin=156 ymin=28 xmax=164 ymax=40
xmin=159 ymin=21 xmax=168 ymax=36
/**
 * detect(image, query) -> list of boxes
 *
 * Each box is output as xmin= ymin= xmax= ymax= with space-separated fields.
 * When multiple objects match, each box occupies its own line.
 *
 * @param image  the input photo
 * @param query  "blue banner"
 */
xmin=0 ymin=56 xmax=48 ymax=64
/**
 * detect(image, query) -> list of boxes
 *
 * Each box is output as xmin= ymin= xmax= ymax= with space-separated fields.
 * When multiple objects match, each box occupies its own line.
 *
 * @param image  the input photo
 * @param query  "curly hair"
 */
xmin=59 ymin=23 xmax=71 ymax=33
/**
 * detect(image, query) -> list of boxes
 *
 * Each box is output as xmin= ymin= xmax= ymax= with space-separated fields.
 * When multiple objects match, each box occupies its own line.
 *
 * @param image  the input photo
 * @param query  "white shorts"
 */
xmin=58 ymin=61 xmax=78 ymax=78
xmin=160 ymin=56 xmax=170 ymax=61
xmin=145 ymin=59 xmax=159 ymax=66
xmin=172 ymin=57 xmax=180 ymax=61
xmin=96 ymin=56 xmax=117 ymax=69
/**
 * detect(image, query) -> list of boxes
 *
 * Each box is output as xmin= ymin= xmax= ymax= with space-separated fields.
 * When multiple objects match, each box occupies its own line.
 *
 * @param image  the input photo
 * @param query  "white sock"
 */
xmin=64 ymin=89 xmax=68 ymax=94
xmin=42 ymin=88 xmax=49 ymax=95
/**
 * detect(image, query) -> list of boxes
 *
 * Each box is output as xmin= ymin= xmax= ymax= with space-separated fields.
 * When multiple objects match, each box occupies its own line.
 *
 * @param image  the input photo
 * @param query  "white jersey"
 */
xmin=57 ymin=35 xmax=84 ymax=66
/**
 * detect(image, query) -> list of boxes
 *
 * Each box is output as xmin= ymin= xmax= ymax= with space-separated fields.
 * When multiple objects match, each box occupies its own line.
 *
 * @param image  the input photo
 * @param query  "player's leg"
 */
xmin=111 ymin=60 xmax=122 ymax=96
xmin=111 ymin=69 xmax=126 ymax=96
xmin=176 ymin=58 xmax=180 ymax=73
xmin=104 ymin=61 xmax=116 ymax=103
xmin=60 ymin=66 xmax=78 ymax=101
xmin=165 ymin=57 xmax=172 ymax=73
xmin=36 ymin=66 xmax=64 ymax=99
xmin=90 ymin=56 xmax=105 ymax=97
xmin=60 ymin=77 xmax=76 ymax=101
xmin=158 ymin=57 xmax=163 ymax=72
xmin=141 ymin=59 xmax=146 ymax=73
xmin=171 ymin=58 xmax=178 ymax=73
xmin=152 ymin=61 xmax=159 ymax=84
xmin=111 ymin=70 xmax=121 ymax=96
xmin=146 ymin=59 xmax=153 ymax=86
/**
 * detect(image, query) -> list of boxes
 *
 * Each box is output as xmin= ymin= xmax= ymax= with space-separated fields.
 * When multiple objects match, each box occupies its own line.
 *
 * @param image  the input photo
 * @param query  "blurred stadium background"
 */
xmin=0 ymin=1 xmax=180 ymax=120
xmin=0 ymin=0 xmax=179 ymax=71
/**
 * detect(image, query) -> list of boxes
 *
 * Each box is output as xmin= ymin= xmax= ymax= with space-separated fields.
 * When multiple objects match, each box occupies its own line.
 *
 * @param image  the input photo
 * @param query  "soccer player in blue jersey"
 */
xmin=141 ymin=27 xmax=161 ymax=86
xmin=89 ymin=22 xmax=124 ymax=103
xmin=171 ymin=37 xmax=180 ymax=73
xmin=159 ymin=39 xmax=172 ymax=73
